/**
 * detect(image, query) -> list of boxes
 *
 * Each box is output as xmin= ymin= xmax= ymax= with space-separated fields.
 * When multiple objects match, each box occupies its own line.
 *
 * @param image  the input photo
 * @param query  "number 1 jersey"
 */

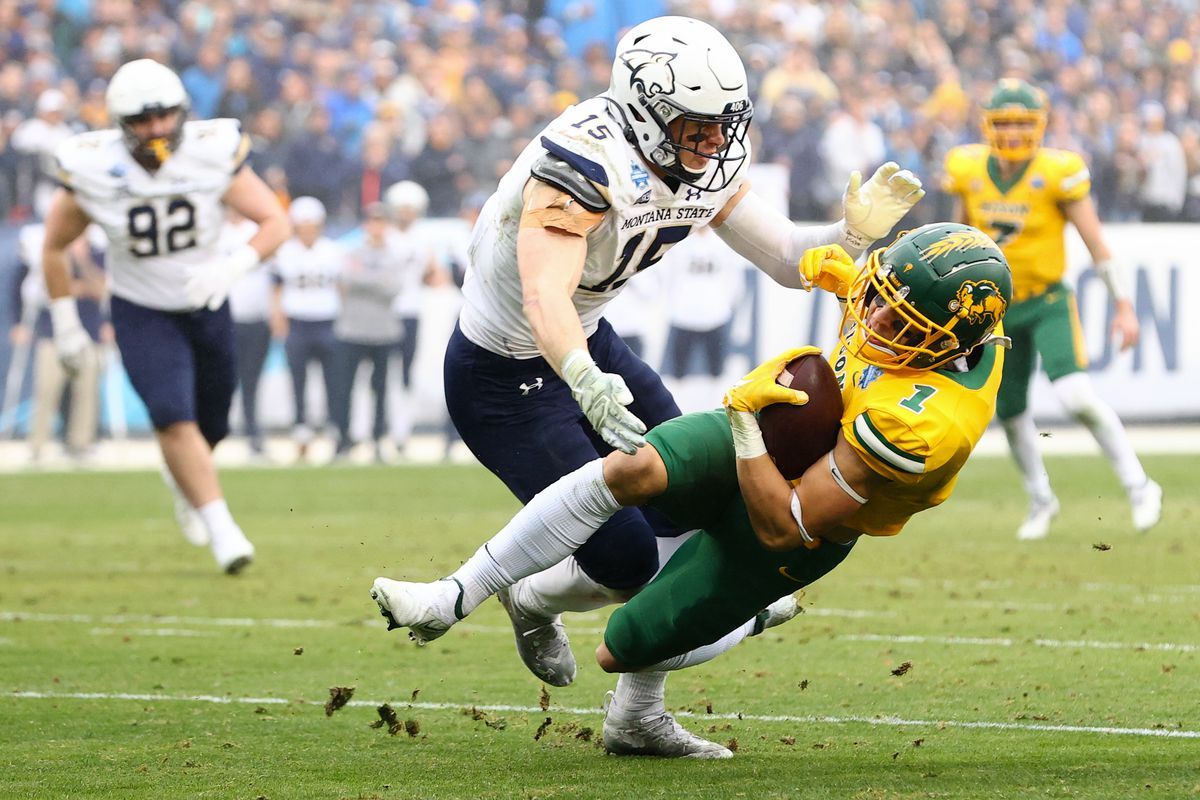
xmin=54 ymin=118 xmax=250 ymax=311
xmin=459 ymin=96 xmax=748 ymax=359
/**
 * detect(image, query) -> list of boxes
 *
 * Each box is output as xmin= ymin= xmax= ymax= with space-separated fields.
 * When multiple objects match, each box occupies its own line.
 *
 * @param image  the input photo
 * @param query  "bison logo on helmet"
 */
xmin=951 ymin=280 xmax=1007 ymax=326
xmin=621 ymin=49 xmax=677 ymax=98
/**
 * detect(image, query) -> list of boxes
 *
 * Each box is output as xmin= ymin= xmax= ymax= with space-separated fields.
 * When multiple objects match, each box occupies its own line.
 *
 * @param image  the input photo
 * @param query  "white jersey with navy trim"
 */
xmin=54 ymin=118 xmax=250 ymax=312
xmin=459 ymin=95 xmax=748 ymax=359
xmin=271 ymin=237 xmax=344 ymax=321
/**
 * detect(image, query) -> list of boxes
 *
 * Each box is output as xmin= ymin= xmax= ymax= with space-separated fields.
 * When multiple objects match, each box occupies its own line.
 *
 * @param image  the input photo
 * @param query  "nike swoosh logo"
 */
xmin=778 ymin=566 xmax=806 ymax=584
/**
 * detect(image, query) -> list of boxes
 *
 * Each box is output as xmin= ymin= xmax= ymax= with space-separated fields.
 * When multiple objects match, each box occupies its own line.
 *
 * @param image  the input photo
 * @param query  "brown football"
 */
xmin=758 ymin=353 xmax=845 ymax=481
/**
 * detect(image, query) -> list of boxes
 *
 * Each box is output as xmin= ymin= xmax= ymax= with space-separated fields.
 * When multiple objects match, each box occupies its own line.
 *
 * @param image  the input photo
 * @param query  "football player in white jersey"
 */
xmin=374 ymin=16 xmax=924 ymax=679
xmin=42 ymin=59 xmax=290 ymax=574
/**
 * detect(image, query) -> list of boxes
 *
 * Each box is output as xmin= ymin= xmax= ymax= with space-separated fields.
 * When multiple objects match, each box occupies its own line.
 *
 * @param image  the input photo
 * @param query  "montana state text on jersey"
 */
xmin=830 ymin=322 xmax=1005 ymax=536
xmin=942 ymin=144 xmax=1089 ymax=299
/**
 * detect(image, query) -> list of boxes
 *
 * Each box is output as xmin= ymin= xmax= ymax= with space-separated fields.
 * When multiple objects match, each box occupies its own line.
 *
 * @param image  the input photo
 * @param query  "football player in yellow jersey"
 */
xmin=943 ymin=79 xmax=1161 ymax=540
xmin=370 ymin=223 xmax=1010 ymax=758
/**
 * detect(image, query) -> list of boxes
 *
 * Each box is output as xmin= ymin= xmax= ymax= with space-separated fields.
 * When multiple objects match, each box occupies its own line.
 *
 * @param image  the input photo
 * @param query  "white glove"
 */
xmin=184 ymin=244 xmax=260 ymax=311
xmin=841 ymin=162 xmax=926 ymax=250
xmin=49 ymin=297 xmax=91 ymax=376
xmin=561 ymin=349 xmax=647 ymax=455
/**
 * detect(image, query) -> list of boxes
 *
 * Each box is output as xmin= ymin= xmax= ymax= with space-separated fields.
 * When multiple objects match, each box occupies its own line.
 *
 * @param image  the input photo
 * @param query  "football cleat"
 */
xmin=1130 ymin=479 xmax=1163 ymax=533
xmin=369 ymin=577 xmax=461 ymax=645
xmin=1016 ymin=494 xmax=1059 ymax=541
xmin=497 ymin=586 xmax=576 ymax=686
xmin=751 ymin=592 xmax=803 ymax=636
xmin=210 ymin=526 xmax=254 ymax=575
xmin=602 ymin=692 xmax=732 ymax=759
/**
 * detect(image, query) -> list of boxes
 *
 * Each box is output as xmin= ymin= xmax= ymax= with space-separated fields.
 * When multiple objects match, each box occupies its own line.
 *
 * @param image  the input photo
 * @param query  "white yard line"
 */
xmin=7 ymin=690 xmax=1197 ymax=740
xmin=842 ymin=633 xmax=1199 ymax=653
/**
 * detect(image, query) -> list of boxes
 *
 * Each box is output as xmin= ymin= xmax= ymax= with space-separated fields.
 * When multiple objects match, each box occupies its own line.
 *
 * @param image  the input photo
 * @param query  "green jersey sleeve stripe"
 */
xmin=853 ymin=412 xmax=926 ymax=474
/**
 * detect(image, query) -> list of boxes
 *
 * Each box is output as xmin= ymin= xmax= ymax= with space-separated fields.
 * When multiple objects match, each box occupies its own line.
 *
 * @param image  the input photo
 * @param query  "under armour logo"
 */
xmin=519 ymin=378 xmax=544 ymax=395
xmin=685 ymin=187 xmax=702 ymax=201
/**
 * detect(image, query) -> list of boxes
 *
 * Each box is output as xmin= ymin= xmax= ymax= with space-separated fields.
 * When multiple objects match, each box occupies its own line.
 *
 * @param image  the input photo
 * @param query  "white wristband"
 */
xmin=49 ymin=297 xmax=82 ymax=332
xmin=1093 ymin=259 xmax=1129 ymax=302
xmin=727 ymin=409 xmax=767 ymax=459
xmin=229 ymin=242 xmax=261 ymax=277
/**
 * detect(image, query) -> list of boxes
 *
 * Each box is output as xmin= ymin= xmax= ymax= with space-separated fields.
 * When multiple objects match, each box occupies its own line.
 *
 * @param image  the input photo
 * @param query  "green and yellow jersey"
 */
xmin=943 ymin=144 xmax=1090 ymax=300
xmin=828 ymin=329 xmax=1004 ymax=537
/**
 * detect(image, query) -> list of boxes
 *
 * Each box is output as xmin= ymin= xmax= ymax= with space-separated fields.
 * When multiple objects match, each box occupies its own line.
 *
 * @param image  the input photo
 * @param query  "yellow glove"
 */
xmin=799 ymin=245 xmax=859 ymax=297
xmin=723 ymin=347 xmax=819 ymax=413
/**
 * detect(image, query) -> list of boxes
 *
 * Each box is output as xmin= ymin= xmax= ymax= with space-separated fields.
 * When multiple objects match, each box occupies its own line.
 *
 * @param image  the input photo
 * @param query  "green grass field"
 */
xmin=1 ymin=455 xmax=1197 ymax=799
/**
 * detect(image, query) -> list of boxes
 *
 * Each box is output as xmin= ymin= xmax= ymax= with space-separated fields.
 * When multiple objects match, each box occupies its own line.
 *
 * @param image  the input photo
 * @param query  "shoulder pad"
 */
xmin=530 ymin=148 xmax=611 ymax=214
xmin=183 ymin=118 xmax=250 ymax=173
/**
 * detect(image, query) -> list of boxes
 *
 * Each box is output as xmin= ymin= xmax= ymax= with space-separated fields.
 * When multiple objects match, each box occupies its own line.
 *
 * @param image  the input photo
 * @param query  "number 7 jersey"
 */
xmin=54 ymin=118 xmax=250 ymax=311
xmin=459 ymin=96 xmax=748 ymax=359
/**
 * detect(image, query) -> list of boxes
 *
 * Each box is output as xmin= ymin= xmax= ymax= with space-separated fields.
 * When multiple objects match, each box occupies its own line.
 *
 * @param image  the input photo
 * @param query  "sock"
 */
xmin=511 ymin=555 xmax=629 ymax=617
xmin=198 ymin=498 xmax=239 ymax=540
xmin=1001 ymin=411 xmax=1053 ymax=502
xmin=645 ymin=619 xmax=758 ymax=672
xmin=448 ymin=460 xmax=621 ymax=615
xmin=609 ymin=671 xmax=667 ymax=720
xmin=1052 ymin=373 xmax=1147 ymax=491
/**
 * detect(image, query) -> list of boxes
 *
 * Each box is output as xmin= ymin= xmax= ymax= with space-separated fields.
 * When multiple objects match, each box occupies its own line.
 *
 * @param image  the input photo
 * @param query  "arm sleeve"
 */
xmin=713 ymin=189 xmax=855 ymax=290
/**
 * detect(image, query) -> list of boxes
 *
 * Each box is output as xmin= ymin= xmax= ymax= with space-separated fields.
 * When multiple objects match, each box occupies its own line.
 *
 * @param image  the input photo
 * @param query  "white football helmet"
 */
xmin=384 ymin=181 xmax=430 ymax=217
xmin=106 ymin=59 xmax=189 ymax=168
xmin=607 ymin=16 xmax=752 ymax=192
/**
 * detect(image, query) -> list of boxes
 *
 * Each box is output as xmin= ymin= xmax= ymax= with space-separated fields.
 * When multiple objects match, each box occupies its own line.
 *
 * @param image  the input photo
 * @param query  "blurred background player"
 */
xmin=427 ymin=16 xmax=923 ymax=688
xmin=660 ymin=223 xmax=746 ymax=409
xmin=270 ymin=196 xmax=344 ymax=463
xmin=221 ymin=207 xmax=270 ymax=459
xmin=333 ymin=201 xmax=403 ymax=461
xmin=44 ymin=59 xmax=289 ymax=573
xmin=943 ymin=79 xmax=1162 ymax=540
xmin=383 ymin=180 xmax=442 ymax=454
xmin=372 ymin=223 xmax=1013 ymax=757
xmin=9 ymin=220 xmax=108 ymax=463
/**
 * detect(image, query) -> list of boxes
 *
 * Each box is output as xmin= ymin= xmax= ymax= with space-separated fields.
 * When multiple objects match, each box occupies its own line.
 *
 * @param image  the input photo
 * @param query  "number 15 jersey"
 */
xmin=460 ymin=96 xmax=747 ymax=359
xmin=54 ymin=118 xmax=250 ymax=311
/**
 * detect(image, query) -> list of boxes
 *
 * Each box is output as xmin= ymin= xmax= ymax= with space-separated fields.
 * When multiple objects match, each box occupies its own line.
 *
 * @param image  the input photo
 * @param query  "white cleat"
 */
xmin=1016 ymin=495 xmax=1060 ymax=541
xmin=497 ymin=586 xmax=576 ymax=686
xmin=751 ymin=592 xmax=803 ymax=636
xmin=210 ymin=526 xmax=254 ymax=575
xmin=369 ymin=577 xmax=460 ymax=645
xmin=602 ymin=692 xmax=733 ymax=759
xmin=1130 ymin=479 xmax=1163 ymax=533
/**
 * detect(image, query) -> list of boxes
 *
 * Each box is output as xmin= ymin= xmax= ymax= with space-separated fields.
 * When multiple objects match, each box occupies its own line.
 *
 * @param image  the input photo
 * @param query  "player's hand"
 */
xmin=1111 ymin=299 xmax=1139 ymax=352
xmin=723 ymin=347 xmax=818 ymax=413
xmin=842 ymin=162 xmax=925 ymax=249
xmin=561 ymin=349 xmax=647 ymax=455
xmin=184 ymin=244 xmax=260 ymax=311
xmin=48 ymin=297 xmax=91 ymax=377
xmin=799 ymin=245 xmax=859 ymax=297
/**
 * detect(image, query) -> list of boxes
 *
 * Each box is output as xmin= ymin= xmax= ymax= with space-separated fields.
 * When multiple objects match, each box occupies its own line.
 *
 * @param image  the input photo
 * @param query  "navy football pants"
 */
xmin=444 ymin=319 xmax=682 ymax=590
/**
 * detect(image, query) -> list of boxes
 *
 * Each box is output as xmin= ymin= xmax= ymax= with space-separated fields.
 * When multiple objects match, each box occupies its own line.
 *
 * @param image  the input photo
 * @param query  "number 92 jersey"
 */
xmin=54 ymin=119 xmax=251 ymax=312
xmin=459 ymin=96 xmax=748 ymax=359
xmin=828 ymin=326 xmax=1005 ymax=537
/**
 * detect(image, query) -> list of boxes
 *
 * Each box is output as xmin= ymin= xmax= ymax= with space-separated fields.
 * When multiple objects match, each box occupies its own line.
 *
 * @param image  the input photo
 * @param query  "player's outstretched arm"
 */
xmin=518 ymin=177 xmax=646 ymax=454
xmin=184 ymin=167 xmax=290 ymax=311
xmin=711 ymin=164 xmax=923 ymax=290
xmin=41 ymin=188 xmax=94 ymax=375
xmin=1063 ymin=195 xmax=1138 ymax=351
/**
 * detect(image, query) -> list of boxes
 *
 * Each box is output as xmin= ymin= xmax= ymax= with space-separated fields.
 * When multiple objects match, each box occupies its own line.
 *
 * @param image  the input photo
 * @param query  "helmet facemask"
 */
xmin=842 ymin=250 xmax=969 ymax=370
xmin=636 ymin=93 xmax=753 ymax=192
xmin=119 ymin=105 xmax=186 ymax=171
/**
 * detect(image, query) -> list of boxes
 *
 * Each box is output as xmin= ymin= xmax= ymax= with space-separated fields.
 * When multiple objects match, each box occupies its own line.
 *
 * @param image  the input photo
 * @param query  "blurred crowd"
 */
xmin=1 ymin=0 xmax=1199 ymax=226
